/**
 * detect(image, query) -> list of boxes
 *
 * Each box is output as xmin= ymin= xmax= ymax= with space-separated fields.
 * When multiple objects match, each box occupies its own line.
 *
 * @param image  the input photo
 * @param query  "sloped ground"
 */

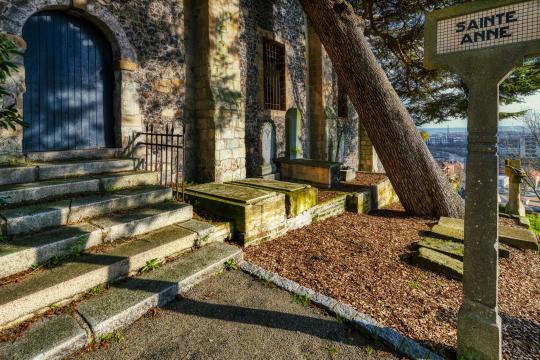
xmin=245 ymin=204 xmax=540 ymax=359
xmin=71 ymin=271 xmax=397 ymax=360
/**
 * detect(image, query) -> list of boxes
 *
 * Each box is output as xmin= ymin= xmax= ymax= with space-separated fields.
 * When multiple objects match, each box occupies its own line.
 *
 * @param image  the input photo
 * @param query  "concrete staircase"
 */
xmin=0 ymin=158 xmax=241 ymax=359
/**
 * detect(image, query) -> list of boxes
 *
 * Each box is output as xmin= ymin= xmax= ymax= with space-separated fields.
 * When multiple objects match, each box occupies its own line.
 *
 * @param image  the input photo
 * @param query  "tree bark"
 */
xmin=299 ymin=0 xmax=464 ymax=218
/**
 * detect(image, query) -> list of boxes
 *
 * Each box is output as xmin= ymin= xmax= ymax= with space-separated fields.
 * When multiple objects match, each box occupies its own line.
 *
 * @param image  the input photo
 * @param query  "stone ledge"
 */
xmin=0 ymin=314 xmax=86 ymax=360
xmin=240 ymin=261 xmax=443 ymax=360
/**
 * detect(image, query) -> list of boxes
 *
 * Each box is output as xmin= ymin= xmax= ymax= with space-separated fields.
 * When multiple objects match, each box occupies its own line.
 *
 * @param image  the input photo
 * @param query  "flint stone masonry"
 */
xmin=184 ymin=183 xmax=286 ymax=245
xmin=230 ymin=178 xmax=317 ymax=218
xmin=277 ymin=158 xmax=341 ymax=188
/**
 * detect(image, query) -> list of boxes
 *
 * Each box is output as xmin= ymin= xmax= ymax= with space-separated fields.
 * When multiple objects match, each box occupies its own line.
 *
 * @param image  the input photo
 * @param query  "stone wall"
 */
xmin=0 ymin=0 xmax=184 ymax=155
xmin=239 ymin=0 xmax=308 ymax=177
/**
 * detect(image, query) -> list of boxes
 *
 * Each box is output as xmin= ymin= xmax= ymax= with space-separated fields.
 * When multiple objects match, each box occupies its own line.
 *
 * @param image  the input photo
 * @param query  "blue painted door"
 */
xmin=22 ymin=11 xmax=115 ymax=152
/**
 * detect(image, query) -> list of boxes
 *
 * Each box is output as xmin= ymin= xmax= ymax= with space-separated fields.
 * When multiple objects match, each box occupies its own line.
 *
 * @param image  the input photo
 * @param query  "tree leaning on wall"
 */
xmin=299 ymin=0 xmax=464 ymax=218
xmin=0 ymin=34 xmax=24 ymax=131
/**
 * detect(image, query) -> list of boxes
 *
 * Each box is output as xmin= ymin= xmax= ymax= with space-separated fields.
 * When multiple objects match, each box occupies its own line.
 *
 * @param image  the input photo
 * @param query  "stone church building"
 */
xmin=0 ymin=0 xmax=380 ymax=182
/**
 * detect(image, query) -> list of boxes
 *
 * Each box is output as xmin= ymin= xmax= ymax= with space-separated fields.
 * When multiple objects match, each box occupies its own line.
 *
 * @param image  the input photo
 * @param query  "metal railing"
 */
xmin=137 ymin=124 xmax=185 ymax=201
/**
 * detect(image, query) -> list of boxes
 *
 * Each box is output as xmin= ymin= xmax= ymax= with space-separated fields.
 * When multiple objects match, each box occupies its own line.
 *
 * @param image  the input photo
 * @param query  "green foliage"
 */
xmin=347 ymin=1 xmax=540 ymax=125
xmin=40 ymin=236 xmax=86 ymax=269
xmin=527 ymin=213 xmax=540 ymax=236
xmin=0 ymin=35 xmax=24 ymax=130
xmin=293 ymin=293 xmax=311 ymax=307
xmin=99 ymin=330 xmax=124 ymax=343
xmin=224 ymin=258 xmax=238 ymax=271
xmin=326 ymin=344 xmax=339 ymax=357
xmin=408 ymin=279 xmax=420 ymax=289
xmin=88 ymin=284 xmax=107 ymax=296
xmin=139 ymin=258 xmax=160 ymax=273
xmin=364 ymin=345 xmax=376 ymax=356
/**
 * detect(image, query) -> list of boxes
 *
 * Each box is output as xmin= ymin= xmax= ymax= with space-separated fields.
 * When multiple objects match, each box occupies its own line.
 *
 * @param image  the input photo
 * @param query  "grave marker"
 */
xmin=285 ymin=108 xmax=303 ymax=160
xmin=258 ymin=121 xmax=278 ymax=179
xmin=425 ymin=1 xmax=540 ymax=359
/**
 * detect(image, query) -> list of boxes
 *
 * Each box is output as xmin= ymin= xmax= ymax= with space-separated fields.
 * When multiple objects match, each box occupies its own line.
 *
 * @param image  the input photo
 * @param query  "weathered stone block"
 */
xmin=419 ymin=237 xmax=510 ymax=259
xmin=277 ymin=158 xmax=341 ymax=188
xmin=346 ymin=191 xmax=372 ymax=214
xmin=414 ymin=247 xmax=463 ymax=280
xmin=185 ymin=183 xmax=286 ymax=245
xmin=230 ymin=178 xmax=317 ymax=218
xmin=437 ymin=217 xmax=538 ymax=250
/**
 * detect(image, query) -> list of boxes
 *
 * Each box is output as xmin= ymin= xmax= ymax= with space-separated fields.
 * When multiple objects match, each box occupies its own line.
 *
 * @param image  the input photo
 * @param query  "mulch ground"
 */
xmin=244 ymin=204 xmax=540 ymax=359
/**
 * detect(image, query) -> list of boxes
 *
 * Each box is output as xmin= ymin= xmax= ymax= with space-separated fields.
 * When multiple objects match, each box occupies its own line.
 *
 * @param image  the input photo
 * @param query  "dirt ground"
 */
xmin=71 ymin=271 xmax=399 ymax=360
xmin=245 ymin=205 xmax=540 ymax=359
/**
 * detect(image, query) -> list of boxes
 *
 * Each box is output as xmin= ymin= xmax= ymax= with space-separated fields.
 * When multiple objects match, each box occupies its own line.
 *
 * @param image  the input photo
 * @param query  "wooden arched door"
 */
xmin=22 ymin=11 xmax=115 ymax=152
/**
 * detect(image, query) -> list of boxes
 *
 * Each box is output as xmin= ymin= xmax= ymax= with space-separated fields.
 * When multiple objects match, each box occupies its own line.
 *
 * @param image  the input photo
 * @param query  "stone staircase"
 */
xmin=0 ymin=157 xmax=241 ymax=359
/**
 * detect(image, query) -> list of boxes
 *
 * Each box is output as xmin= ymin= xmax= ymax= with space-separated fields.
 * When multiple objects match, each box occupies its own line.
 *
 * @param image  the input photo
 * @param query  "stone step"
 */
xmin=0 ymin=224 xmax=200 ymax=327
xmin=432 ymin=218 xmax=538 ymax=250
xmin=0 ymin=243 xmax=241 ymax=359
xmin=0 ymin=158 xmax=137 ymax=186
xmin=77 ymin=242 xmax=242 ymax=337
xmin=0 ymin=202 xmax=193 ymax=279
xmin=0 ymin=314 xmax=87 ymax=360
xmin=414 ymin=247 xmax=463 ymax=280
xmin=0 ymin=186 xmax=172 ymax=236
xmin=418 ymin=237 xmax=511 ymax=259
xmin=0 ymin=171 xmax=158 ymax=205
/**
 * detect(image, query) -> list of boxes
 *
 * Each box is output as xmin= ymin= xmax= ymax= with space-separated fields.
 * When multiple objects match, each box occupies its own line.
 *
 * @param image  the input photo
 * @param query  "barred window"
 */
xmin=263 ymin=39 xmax=286 ymax=111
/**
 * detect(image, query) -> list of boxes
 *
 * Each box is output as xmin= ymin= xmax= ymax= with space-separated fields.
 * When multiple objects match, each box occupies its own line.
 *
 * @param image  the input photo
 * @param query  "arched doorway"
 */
xmin=22 ymin=11 xmax=115 ymax=152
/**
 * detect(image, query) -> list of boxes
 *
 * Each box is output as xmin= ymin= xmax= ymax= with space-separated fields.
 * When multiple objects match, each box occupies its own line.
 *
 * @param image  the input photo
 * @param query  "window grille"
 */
xmin=263 ymin=39 xmax=286 ymax=111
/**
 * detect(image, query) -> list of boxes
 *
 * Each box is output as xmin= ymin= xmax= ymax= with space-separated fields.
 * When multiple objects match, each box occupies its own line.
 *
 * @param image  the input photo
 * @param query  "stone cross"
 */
xmin=504 ymin=159 xmax=526 ymax=216
xmin=425 ymin=1 xmax=540 ymax=359
xmin=257 ymin=121 xmax=277 ymax=178
xmin=285 ymin=108 xmax=303 ymax=160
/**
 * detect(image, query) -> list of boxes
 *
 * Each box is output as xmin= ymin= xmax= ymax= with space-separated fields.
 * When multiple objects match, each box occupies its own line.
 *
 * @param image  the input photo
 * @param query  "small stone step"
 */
xmin=414 ymin=247 xmax=463 ymax=280
xmin=0 ymin=203 xmax=193 ymax=279
xmin=38 ymin=159 xmax=136 ymax=180
xmin=0 ymin=314 xmax=86 ymax=360
xmin=0 ymin=171 xmax=158 ymax=205
xmin=434 ymin=218 xmax=538 ymax=250
xmin=0 ymin=186 xmax=172 ymax=236
xmin=0 ymin=159 xmax=136 ymax=187
xmin=0 ymin=224 xmax=199 ymax=327
xmin=418 ymin=237 xmax=511 ymax=259
xmin=77 ymin=242 xmax=242 ymax=337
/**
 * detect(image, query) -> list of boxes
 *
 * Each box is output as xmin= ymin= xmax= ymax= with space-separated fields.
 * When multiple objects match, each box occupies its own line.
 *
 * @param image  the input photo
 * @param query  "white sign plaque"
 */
xmin=437 ymin=0 xmax=540 ymax=54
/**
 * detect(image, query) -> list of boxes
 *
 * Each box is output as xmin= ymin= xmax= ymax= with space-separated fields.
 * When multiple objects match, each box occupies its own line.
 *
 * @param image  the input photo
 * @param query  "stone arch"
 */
xmin=1 ymin=0 xmax=136 ymax=61
xmin=0 ymin=0 xmax=143 ymax=155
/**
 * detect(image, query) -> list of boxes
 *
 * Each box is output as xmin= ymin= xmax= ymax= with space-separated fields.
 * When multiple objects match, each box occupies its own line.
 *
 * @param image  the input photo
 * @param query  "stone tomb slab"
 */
xmin=230 ymin=178 xmax=317 ymax=218
xmin=184 ymin=183 xmax=286 ymax=245
xmin=276 ymin=158 xmax=341 ymax=188
xmin=436 ymin=217 xmax=538 ymax=250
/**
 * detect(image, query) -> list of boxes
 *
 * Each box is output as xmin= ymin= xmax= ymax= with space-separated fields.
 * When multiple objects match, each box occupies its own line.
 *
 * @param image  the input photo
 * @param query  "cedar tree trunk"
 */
xmin=299 ymin=0 xmax=465 ymax=218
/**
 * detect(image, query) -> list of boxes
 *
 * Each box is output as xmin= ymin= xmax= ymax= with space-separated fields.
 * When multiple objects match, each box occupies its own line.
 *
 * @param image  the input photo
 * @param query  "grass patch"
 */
xmin=139 ymin=258 xmax=160 ymax=274
xmin=88 ymin=284 xmax=107 ymax=296
xmin=527 ymin=213 xmax=540 ymax=236
xmin=364 ymin=345 xmax=376 ymax=356
xmin=293 ymin=293 xmax=311 ymax=307
xmin=99 ymin=330 xmax=124 ymax=343
xmin=408 ymin=279 xmax=420 ymax=289
xmin=326 ymin=344 xmax=339 ymax=357
xmin=224 ymin=258 xmax=238 ymax=271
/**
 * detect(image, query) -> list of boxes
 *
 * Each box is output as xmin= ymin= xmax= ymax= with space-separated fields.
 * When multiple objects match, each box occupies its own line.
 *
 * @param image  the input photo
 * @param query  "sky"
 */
xmin=420 ymin=92 xmax=540 ymax=129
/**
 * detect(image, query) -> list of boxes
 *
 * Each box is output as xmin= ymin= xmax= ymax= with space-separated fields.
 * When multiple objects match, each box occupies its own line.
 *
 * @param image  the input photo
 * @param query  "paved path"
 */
xmin=72 ymin=270 xmax=398 ymax=359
